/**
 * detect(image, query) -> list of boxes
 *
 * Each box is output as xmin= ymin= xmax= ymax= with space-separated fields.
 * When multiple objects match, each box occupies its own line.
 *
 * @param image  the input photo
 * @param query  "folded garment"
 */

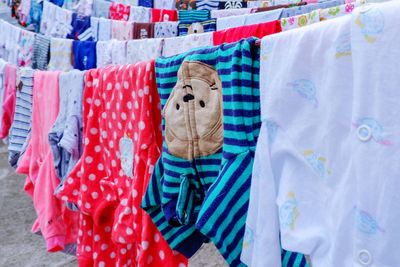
xmin=133 ymin=22 xmax=154 ymax=39
xmin=32 ymin=34 xmax=50 ymax=70
xmin=196 ymin=0 xmax=219 ymax=10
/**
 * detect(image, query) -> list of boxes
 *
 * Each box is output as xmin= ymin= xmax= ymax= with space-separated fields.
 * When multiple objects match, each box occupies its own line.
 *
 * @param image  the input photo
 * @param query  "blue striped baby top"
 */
xmin=178 ymin=9 xmax=210 ymax=22
xmin=178 ymin=19 xmax=216 ymax=36
xmin=196 ymin=0 xmax=219 ymax=10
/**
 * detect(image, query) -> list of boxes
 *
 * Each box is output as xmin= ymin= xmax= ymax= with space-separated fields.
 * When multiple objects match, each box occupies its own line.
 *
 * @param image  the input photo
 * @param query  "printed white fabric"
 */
xmin=126 ymin=38 xmax=163 ymax=64
xmin=162 ymin=32 xmax=213 ymax=57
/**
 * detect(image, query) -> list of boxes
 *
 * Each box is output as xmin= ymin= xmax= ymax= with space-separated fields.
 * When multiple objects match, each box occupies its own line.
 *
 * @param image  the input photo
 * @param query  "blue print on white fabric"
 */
xmin=335 ymin=32 xmax=351 ymax=58
xmin=355 ymin=207 xmax=385 ymax=235
xmin=242 ymin=226 xmax=254 ymax=249
xmin=265 ymin=120 xmax=278 ymax=144
xmin=280 ymin=192 xmax=299 ymax=231
xmin=355 ymin=6 xmax=384 ymax=43
xmin=303 ymin=150 xmax=331 ymax=179
xmin=353 ymin=117 xmax=392 ymax=146
xmin=287 ymin=79 xmax=318 ymax=108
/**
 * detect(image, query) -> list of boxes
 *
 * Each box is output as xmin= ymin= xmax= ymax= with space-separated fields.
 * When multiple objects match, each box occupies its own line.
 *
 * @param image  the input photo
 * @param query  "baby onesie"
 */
xmin=111 ymin=40 xmax=127 ymax=64
xmin=178 ymin=19 xmax=216 ymax=36
xmin=93 ymin=0 xmax=111 ymax=18
xmin=98 ymin=18 xmax=112 ymax=41
xmin=126 ymin=39 xmax=163 ymax=64
xmin=162 ymin=32 xmax=213 ymax=57
xmin=48 ymin=38 xmax=73 ymax=71
xmin=16 ymin=71 xmax=79 ymax=253
xmin=280 ymin=9 xmax=320 ymax=31
xmin=154 ymin=21 xmax=179 ymax=38
xmin=8 ymin=67 xmax=34 ymax=168
xmin=152 ymin=8 xmax=178 ymax=22
xmin=129 ymin=6 xmax=151 ymax=23
xmin=17 ymin=30 xmax=35 ymax=67
xmin=112 ymin=20 xmax=134 ymax=41
xmin=0 ymin=64 xmax=17 ymax=139
xmin=73 ymin=41 xmax=97 ymax=70
xmin=67 ymin=13 xmax=93 ymax=41
xmin=109 ymin=2 xmax=131 ymax=21
xmin=96 ymin=41 xmax=113 ymax=67
xmin=133 ymin=22 xmax=154 ymax=39
xmin=27 ymin=0 xmax=43 ymax=32
xmin=32 ymin=34 xmax=50 ymax=70
xmin=91 ymin=17 xmax=99 ymax=41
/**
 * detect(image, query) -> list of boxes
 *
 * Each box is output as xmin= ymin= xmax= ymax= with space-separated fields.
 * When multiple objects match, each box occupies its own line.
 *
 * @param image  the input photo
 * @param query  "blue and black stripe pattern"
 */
xmin=178 ymin=19 xmax=216 ymax=36
xmin=178 ymin=9 xmax=210 ymax=22
xmin=196 ymin=0 xmax=219 ymax=10
xmin=142 ymin=38 xmax=308 ymax=267
xmin=8 ymin=68 xmax=34 ymax=168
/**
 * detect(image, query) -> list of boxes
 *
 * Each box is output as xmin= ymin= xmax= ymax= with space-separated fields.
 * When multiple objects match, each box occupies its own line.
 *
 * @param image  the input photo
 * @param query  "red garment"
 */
xmin=151 ymin=8 xmax=178 ymax=22
xmin=0 ymin=64 xmax=17 ymax=139
xmin=58 ymin=63 xmax=187 ymax=267
xmin=213 ymin=20 xmax=282 ymax=45
xmin=109 ymin=2 xmax=131 ymax=21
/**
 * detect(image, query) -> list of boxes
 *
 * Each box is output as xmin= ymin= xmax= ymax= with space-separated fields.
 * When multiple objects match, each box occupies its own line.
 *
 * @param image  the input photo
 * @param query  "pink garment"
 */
xmin=111 ymin=20 xmax=134 ymax=40
xmin=0 ymin=64 xmax=17 ymax=139
xmin=16 ymin=71 xmax=79 ymax=253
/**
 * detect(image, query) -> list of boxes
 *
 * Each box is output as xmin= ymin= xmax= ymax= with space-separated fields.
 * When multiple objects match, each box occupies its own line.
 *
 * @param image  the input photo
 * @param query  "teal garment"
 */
xmin=142 ymin=38 xmax=308 ymax=267
xmin=178 ymin=9 xmax=210 ymax=22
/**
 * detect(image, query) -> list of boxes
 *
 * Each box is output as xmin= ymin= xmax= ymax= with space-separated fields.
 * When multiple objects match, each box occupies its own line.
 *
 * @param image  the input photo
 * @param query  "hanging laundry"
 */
xmin=62 ymin=0 xmax=79 ymax=12
xmin=72 ymin=41 xmax=97 ymax=70
xmin=154 ymin=0 xmax=175 ymax=9
xmin=75 ymin=0 xmax=93 ymax=17
xmin=210 ymin=7 xmax=252 ymax=19
xmin=281 ymin=0 xmax=343 ymax=17
xmin=176 ymin=0 xmax=197 ymax=10
xmin=178 ymin=9 xmax=210 ymax=22
xmin=196 ymin=0 xmax=219 ymax=11
xmin=96 ymin=41 xmax=112 ymax=67
xmin=129 ymin=6 xmax=151 ymax=22
xmin=213 ymin=20 xmax=281 ymax=45
xmin=40 ymin=1 xmax=73 ymax=38
xmin=280 ymin=9 xmax=320 ymax=31
xmin=98 ymin=17 xmax=112 ymax=41
xmin=218 ymin=1 xmax=247 ymax=9
xmin=319 ymin=2 xmax=357 ymax=21
xmin=111 ymin=40 xmax=127 ymax=64
xmin=4 ymin=23 xmax=21 ymax=65
xmin=111 ymin=20 xmax=134 ymax=41
xmin=154 ymin=21 xmax=179 ymax=38
xmin=27 ymin=0 xmax=43 ymax=32
xmin=17 ymin=30 xmax=35 ymax=67
xmin=126 ymin=38 xmax=163 ymax=63
xmin=138 ymin=0 xmax=152 ymax=8
xmin=161 ymin=32 xmax=213 ymax=57
xmin=109 ymin=2 xmax=131 ymax=21
xmin=90 ymin=17 xmax=99 ymax=41
xmin=247 ymin=0 xmax=270 ymax=8
xmin=8 ymin=67 xmax=34 ymax=168
xmin=48 ymin=38 xmax=73 ymax=71
xmin=0 ymin=64 xmax=17 ymax=139
xmin=67 ymin=13 xmax=93 ymax=41
xmin=152 ymin=8 xmax=178 ymax=22
xmin=93 ymin=0 xmax=111 ymax=18
xmin=16 ymin=71 xmax=79 ymax=253
xmin=133 ymin=22 xmax=154 ymax=39
xmin=17 ymin=0 xmax=31 ymax=25
xmin=178 ymin=19 xmax=216 ymax=35
xmin=216 ymin=9 xmax=283 ymax=30
xmin=32 ymin=34 xmax=50 ymax=70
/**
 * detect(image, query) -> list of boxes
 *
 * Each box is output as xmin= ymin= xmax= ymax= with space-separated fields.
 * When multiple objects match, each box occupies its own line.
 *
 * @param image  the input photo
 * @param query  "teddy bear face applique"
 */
xmin=188 ymin=22 xmax=204 ymax=34
xmin=163 ymin=61 xmax=223 ymax=160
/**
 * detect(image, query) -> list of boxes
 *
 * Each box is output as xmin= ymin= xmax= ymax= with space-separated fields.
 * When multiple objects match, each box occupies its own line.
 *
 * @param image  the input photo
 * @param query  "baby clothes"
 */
xmin=242 ymin=4 xmax=398 ymax=266
xmin=319 ymin=2 xmax=357 ymax=21
xmin=154 ymin=0 xmax=175 ymax=9
xmin=27 ymin=0 xmax=43 ymax=32
xmin=93 ymin=0 xmax=111 ymax=18
xmin=8 ymin=67 xmax=34 ymax=168
xmin=196 ymin=0 xmax=219 ymax=11
xmin=111 ymin=40 xmax=127 ymax=64
xmin=281 ymin=9 xmax=321 ymax=31
xmin=73 ymin=41 xmax=97 ymax=70
xmin=133 ymin=22 xmax=154 ymax=39
xmin=5 ymin=25 xmax=21 ymax=66
xmin=154 ymin=21 xmax=178 ymax=38
xmin=98 ymin=18 xmax=112 ymax=41
xmin=281 ymin=0 xmax=343 ymax=18
xmin=151 ymin=8 xmax=178 ymax=22
xmin=96 ymin=41 xmax=112 ymax=67
xmin=32 ymin=34 xmax=50 ymax=70
xmin=48 ymin=38 xmax=73 ymax=71
xmin=219 ymin=0 xmax=247 ymax=9
xmin=162 ymin=32 xmax=213 ymax=57
xmin=178 ymin=19 xmax=216 ymax=36
xmin=129 ymin=6 xmax=151 ymax=23
xmin=126 ymin=38 xmax=163 ymax=64
xmin=75 ymin=0 xmax=93 ymax=17
xmin=17 ymin=0 xmax=31 ymax=25
xmin=109 ymin=2 xmax=131 ymax=21
xmin=16 ymin=71 xmax=79 ymax=253
xmin=139 ymin=0 xmax=152 ymax=7
xmin=176 ymin=0 xmax=196 ymax=10
xmin=41 ymin=1 xmax=73 ymax=38
xmin=67 ymin=13 xmax=93 ymax=41
xmin=0 ymin=64 xmax=17 ymax=139
xmin=112 ymin=20 xmax=134 ymax=41
xmin=213 ymin=20 xmax=282 ymax=45
xmin=216 ymin=9 xmax=283 ymax=30
xmin=142 ymin=38 xmax=263 ymax=267
xmin=17 ymin=30 xmax=35 ymax=67
xmin=90 ymin=17 xmax=99 ymax=41
xmin=210 ymin=8 xmax=252 ymax=19
xmin=178 ymin=10 xmax=210 ymax=22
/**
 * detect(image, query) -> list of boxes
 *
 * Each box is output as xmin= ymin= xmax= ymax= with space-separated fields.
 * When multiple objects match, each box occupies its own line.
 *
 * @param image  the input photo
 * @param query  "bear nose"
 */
xmin=183 ymin=94 xmax=195 ymax=102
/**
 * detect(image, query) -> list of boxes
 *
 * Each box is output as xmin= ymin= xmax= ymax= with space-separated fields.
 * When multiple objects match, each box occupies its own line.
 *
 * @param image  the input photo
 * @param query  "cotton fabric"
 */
xmin=126 ymin=38 xmax=163 ymax=64
xmin=98 ymin=17 xmax=112 ymax=41
xmin=216 ymin=9 xmax=283 ymax=30
xmin=32 ymin=34 xmax=50 ymax=70
xmin=18 ymin=30 xmax=35 ymax=67
xmin=129 ymin=6 xmax=151 ymax=23
xmin=109 ymin=2 xmax=130 ymax=21
xmin=162 ymin=32 xmax=213 ymax=57
xmin=133 ymin=22 xmax=154 ymax=39
xmin=151 ymin=8 xmax=178 ymax=22
xmin=67 ymin=13 xmax=93 ymax=41
xmin=112 ymin=20 xmax=134 ymax=40
xmin=96 ymin=41 xmax=112 ymax=67
xmin=178 ymin=19 xmax=216 ymax=36
xmin=73 ymin=41 xmax=97 ymax=70
xmin=0 ymin=64 xmax=17 ymax=139
xmin=154 ymin=21 xmax=178 ymax=38
xmin=210 ymin=7 xmax=252 ymax=19
xmin=48 ymin=38 xmax=73 ymax=71
xmin=93 ymin=0 xmax=110 ymax=18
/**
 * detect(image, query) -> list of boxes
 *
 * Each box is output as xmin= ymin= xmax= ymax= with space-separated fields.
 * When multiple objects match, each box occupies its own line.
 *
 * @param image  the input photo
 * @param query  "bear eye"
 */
xmin=210 ymin=83 xmax=218 ymax=90
xmin=199 ymin=100 xmax=205 ymax=108
xmin=176 ymin=103 xmax=180 ymax=110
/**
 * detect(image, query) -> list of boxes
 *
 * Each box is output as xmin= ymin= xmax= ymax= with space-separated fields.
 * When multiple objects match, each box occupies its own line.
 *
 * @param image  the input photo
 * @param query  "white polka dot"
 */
xmin=94 ymin=145 xmax=101 ymax=152
xmin=81 ymin=184 xmax=88 ymax=191
xmin=127 ymin=244 xmax=132 ymax=250
xmin=102 ymin=131 xmax=108 ymax=138
xmin=107 ymin=83 xmax=112 ymax=90
xmin=77 ymin=200 xmax=82 ymax=206
xmin=88 ymin=109 xmax=94 ymax=117
xmin=110 ymin=252 xmax=116 ymax=259
xmin=128 ymin=122 xmax=133 ymax=130
xmin=154 ymin=233 xmax=160 ymax=242
xmin=109 ymin=141 xmax=114 ymax=148
xmin=121 ymin=112 xmax=127 ymax=120
xmin=113 ymin=131 xmax=117 ymax=140
xmin=94 ymin=235 xmax=100 ymax=242
xmin=93 ymin=252 xmax=98 ymax=259
xmin=139 ymin=121 xmax=145 ymax=130
xmin=94 ymin=99 xmax=101 ymax=106
xmin=121 ymin=248 xmax=127 ymax=254
xmin=90 ymin=128 xmax=98 ymax=135
xmin=141 ymin=144 xmax=148 ymax=150
xmin=132 ymin=206 xmax=137 ymax=215
xmin=119 ymin=92 xmax=123 ymax=101
xmin=178 ymin=263 xmax=186 ymax=267
xmin=85 ymin=202 xmax=91 ymax=209
xmin=133 ymin=223 xmax=137 ymax=229
xmin=131 ymin=112 xmax=136 ymax=120
xmin=85 ymin=246 xmax=91 ymax=252
xmin=78 ymin=230 xmax=83 ymax=236
xmin=101 ymin=244 xmax=108 ymax=251
xmin=117 ymin=122 xmax=122 ymax=130
xmin=134 ymin=132 xmax=138 ymax=141
xmin=112 ymin=112 xmax=116 ymax=120
xmin=91 ymin=192 xmax=99 ymax=199
xmin=67 ymin=177 xmax=74 ymax=184
xmin=159 ymin=250 xmax=165 ymax=260
xmin=116 ymin=102 xmax=120 ymax=110
xmin=85 ymin=156 xmax=93 ymax=164
xmin=106 ymin=102 xmax=111 ymax=109
xmin=112 ymin=160 xmax=117 ymax=167
xmin=97 ymin=163 xmax=104 ymax=171
xmin=105 ymin=226 xmax=111 ymax=232
xmin=89 ymin=174 xmax=96 ymax=181
xmin=86 ymin=98 xmax=92 ymax=104
xmin=119 ymin=237 xmax=126 ymax=244
xmin=115 ymin=83 xmax=121 ymax=90
xmin=72 ymin=189 xmax=79 ymax=196
xmin=127 ymin=101 xmax=132 ymax=109
xmin=101 ymin=112 xmax=107 ymax=119
xmin=85 ymin=138 xmax=90 ymax=145
xmin=121 ymin=198 xmax=128 ymax=206
xmin=138 ymin=89 xmax=144 ymax=98
xmin=123 ymin=81 xmax=129 ymax=89
xmin=144 ymin=86 xmax=149 ymax=95
xmin=99 ymin=261 xmax=105 ymax=267
xmin=132 ymin=189 xmax=138 ymax=198
xmin=142 ymin=241 xmax=149 ymax=250
xmin=126 ymin=227 xmax=133 ymax=235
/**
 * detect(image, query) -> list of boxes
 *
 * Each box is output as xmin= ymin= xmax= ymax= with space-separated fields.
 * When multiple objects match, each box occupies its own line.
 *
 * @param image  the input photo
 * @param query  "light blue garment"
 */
xmin=281 ymin=0 xmax=344 ymax=18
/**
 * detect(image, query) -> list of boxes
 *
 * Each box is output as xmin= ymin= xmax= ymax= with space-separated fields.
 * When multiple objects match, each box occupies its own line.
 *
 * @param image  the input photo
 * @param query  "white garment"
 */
xmin=153 ymin=0 xmax=175 ymax=9
xmin=111 ymin=40 xmax=127 ymax=65
xmin=126 ymin=38 xmax=163 ymax=64
xmin=96 ymin=41 xmax=112 ymax=68
xmin=210 ymin=8 xmax=252 ymax=19
xmin=154 ymin=21 xmax=178 ymax=38
xmin=91 ymin=16 xmax=99 ymax=41
xmin=5 ymin=24 xmax=21 ymax=65
xmin=48 ymin=38 xmax=73 ymax=71
xmin=242 ymin=2 xmax=400 ymax=267
xmin=129 ymin=6 xmax=151 ymax=22
xmin=162 ymin=32 xmax=213 ymax=57
xmin=41 ymin=1 xmax=73 ymax=38
xmin=217 ymin=9 xmax=283 ymax=30
xmin=98 ymin=18 xmax=112 ymax=41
